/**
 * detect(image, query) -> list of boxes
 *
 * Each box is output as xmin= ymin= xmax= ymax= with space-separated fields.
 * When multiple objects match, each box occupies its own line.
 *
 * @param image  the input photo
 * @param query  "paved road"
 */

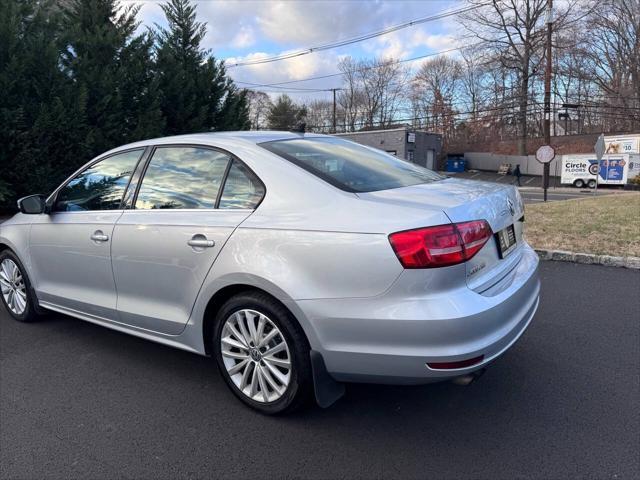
xmin=452 ymin=170 xmax=551 ymax=188
xmin=517 ymin=189 xmax=614 ymax=204
xmin=448 ymin=171 xmax=623 ymax=204
xmin=1 ymin=262 xmax=639 ymax=479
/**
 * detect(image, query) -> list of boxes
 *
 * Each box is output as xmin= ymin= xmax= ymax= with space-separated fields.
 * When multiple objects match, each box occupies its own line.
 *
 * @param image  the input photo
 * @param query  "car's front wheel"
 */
xmin=213 ymin=291 xmax=313 ymax=414
xmin=0 ymin=250 xmax=42 ymax=322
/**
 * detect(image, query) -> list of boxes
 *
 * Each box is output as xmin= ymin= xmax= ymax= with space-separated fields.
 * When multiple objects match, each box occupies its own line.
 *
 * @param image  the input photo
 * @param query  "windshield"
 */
xmin=260 ymin=137 xmax=444 ymax=193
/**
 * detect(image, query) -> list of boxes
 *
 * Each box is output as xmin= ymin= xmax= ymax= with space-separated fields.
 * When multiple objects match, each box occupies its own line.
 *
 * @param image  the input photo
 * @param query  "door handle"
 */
xmin=91 ymin=231 xmax=109 ymax=242
xmin=188 ymin=235 xmax=215 ymax=249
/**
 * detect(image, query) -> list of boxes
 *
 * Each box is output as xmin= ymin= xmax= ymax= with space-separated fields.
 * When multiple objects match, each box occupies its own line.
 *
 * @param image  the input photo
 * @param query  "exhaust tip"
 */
xmin=451 ymin=368 xmax=486 ymax=386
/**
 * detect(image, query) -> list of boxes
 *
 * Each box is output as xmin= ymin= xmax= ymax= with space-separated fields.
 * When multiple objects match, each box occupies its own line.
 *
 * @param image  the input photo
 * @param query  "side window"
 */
xmin=54 ymin=149 xmax=143 ymax=212
xmin=135 ymin=147 xmax=230 ymax=210
xmin=218 ymin=160 xmax=265 ymax=209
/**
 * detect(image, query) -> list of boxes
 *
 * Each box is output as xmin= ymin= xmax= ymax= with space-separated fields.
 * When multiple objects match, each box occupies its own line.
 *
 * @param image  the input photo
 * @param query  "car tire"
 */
xmin=587 ymin=179 xmax=597 ymax=189
xmin=573 ymin=179 xmax=585 ymax=188
xmin=0 ymin=249 xmax=43 ymax=323
xmin=213 ymin=291 xmax=313 ymax=414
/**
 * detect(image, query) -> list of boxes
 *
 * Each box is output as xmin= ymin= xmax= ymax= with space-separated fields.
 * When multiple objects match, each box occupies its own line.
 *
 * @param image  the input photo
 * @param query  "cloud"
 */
xmin=226 ymin=49 xmax=337 ymax=83
xmin=131 ymin=0 xmax=460 ymax=52
xmin=256 ymin=1 xmax=382 ymax=45
xmin=131 ymin=0 xmax=260 ymax=51
xmin=373 ymin=30 xmax=412 ymax=60
xmin=231 ymin=25 xmax=256 ymax=49
xmin=127 ymin=0 xmax=462 ymax=96
xmin=410 ymin=30 xmax=458 ymax=51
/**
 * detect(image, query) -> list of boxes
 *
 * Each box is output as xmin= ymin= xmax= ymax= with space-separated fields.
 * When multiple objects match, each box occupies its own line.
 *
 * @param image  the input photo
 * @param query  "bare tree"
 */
xmin=245 ymin=90 xmax=272 ymax=130
xmin=459 ymin=49 xmax=487 ymax=123
xmin=462 ymin=0 xmax=549 ymax=154
xmin=579 ymin=0 xmax=640 ymax=132
xmin=337 ymin=57 xmax=365 ymax=132
xmin=305 ymin=99 xmax=336 ymax=133
xmin=553 ymin=20 xmax=599 ymax=134
xmin=360 ymin=58 xmax=409 ymax=129
xmin=412 ymin=55 xmax=461 ymax=139
xmin=337 ymin=56 xmax=409 ymax=131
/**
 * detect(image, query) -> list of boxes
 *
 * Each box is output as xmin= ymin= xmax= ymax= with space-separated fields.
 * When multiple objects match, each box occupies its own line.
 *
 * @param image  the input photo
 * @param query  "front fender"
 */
xmin=0 ymin=222 xmax=34 ymax=283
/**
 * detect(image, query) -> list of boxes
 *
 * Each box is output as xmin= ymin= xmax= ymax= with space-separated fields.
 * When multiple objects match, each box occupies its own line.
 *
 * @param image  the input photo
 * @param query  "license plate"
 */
xmin=495 ymin=224 xmax=517 ymax=258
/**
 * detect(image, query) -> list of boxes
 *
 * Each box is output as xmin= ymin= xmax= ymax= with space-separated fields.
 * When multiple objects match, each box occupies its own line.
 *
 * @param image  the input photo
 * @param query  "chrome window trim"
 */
xmin=47 ymin=147 xmax=149 ymax=212
xmin=130 ymin=143 xmax=266 ymax=212
xmin=120 ymin=208 xmax=256 ymax=214
xmin=45 ymin=143 xmax=266 ymax=214
xmin=47 ymin=208 xmax=255 ymax=215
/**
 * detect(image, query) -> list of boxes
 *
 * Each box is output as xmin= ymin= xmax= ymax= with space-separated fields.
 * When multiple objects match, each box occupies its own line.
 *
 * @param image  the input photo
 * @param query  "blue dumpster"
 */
xmin=446 ymin=158 xmax=466 ymax=172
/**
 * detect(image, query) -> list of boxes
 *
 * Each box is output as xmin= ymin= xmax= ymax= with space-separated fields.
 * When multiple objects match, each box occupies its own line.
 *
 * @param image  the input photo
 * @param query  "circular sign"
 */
xmin=536 ymin=145 xmax=555 ymax=163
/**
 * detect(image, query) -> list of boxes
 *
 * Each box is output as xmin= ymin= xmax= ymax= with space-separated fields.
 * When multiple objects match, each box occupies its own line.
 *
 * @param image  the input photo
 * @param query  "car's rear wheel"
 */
xmin=587 ymin=179 xmax=597 ymax=189
xmin=0 ymin=250 xmax=42 ymax=322
xmin=213 ymin=292 xmax=313 ymax=414
xmin=573 ymin=179 xmax=585 ymax=188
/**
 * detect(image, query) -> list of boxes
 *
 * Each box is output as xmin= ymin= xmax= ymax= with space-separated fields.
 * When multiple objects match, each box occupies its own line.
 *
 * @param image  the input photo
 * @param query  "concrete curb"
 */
xmin=535 ymin=249 xmax=640 ymax=269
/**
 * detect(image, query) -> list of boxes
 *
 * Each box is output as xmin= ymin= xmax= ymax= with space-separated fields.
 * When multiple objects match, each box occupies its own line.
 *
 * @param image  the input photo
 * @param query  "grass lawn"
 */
xmin=524 ymin=192 xmax=640 ymax=257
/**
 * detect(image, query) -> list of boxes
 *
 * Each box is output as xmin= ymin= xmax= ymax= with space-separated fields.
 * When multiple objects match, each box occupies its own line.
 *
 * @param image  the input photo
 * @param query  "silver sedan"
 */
xmin=0 ymin=131 xmax=539 ymax=414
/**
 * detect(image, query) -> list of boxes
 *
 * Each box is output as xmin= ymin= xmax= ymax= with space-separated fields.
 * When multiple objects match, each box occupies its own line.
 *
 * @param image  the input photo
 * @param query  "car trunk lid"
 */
xmin=357 ymin=178 xmax=525 ymax=290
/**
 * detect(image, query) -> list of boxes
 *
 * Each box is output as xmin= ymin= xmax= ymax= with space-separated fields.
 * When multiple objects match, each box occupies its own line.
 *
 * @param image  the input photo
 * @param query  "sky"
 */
xmin=126 ymin=0 xmax=464 ymax=102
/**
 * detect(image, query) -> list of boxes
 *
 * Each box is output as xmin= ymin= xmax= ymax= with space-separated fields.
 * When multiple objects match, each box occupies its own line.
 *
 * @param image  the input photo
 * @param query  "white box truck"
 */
xmin=561 ymin=154 xmax=629 ymax=188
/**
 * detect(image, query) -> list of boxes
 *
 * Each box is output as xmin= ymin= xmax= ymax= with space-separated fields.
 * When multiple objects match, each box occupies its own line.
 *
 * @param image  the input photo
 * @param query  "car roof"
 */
xmin=193 ymin=130 xmax=327 ymax=143
xmin=107 ymin=131 xmax=329 ymax=155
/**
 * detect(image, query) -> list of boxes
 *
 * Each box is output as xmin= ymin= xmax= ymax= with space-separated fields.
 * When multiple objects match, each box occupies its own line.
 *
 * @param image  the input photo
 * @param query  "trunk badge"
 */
xmin=467 ymin=262 xmax=486 ymax=277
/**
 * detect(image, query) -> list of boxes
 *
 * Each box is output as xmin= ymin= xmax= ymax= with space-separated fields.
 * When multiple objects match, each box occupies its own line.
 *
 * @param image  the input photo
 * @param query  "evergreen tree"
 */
xmin=117 ymin=30 xmax=165 ymax=141
xmin=155 ymin=0 xmax=249 ymax=134
xmin=267 ymin=95 xmax=307 ymax=130
xmin=61 ymin=0 xmax=163 ymax=157
xmin=0 ymin=0 xmax=249 ymax=210
xmin=0 ymin=0 xmax=86 ymax=206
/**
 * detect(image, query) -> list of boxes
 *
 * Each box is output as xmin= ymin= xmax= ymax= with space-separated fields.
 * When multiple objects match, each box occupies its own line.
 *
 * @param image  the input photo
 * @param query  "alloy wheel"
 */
xmin=0 ymin=259 xmax=27 ymax=316
xmin=220 ymin=309 xmax=292 ymax=403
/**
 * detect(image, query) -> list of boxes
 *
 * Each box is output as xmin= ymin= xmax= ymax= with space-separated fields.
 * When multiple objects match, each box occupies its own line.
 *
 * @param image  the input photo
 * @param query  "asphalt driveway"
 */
xmin=1 ymin=261 xmax=639 ymax=479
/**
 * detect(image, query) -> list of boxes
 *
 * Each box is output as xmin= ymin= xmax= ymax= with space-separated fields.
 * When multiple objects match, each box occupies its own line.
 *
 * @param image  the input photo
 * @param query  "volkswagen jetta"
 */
xmin=0 ymin=131 xmax=539 ymax=414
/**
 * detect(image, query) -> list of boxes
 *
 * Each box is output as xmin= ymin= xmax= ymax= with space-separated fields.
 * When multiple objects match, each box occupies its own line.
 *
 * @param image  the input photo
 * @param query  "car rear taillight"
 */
xmin=388 ymin=220 xmax=492 ymax=268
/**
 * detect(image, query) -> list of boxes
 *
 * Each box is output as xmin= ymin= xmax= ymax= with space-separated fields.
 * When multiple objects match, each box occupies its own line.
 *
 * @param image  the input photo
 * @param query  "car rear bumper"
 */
xmin=297 ymin=243 xmax=540 ymax=384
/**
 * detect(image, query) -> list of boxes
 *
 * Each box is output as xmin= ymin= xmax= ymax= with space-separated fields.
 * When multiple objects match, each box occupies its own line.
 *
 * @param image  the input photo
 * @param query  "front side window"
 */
xmin=135 ymin=147 xmax=230 ymax=210
xmin=54 ymin=149 xmax=143 ymax=212
xmin=218 ymin=160 xmax=265 ymax=209
xmin=260 ymin=137 xmax=444 ymax=193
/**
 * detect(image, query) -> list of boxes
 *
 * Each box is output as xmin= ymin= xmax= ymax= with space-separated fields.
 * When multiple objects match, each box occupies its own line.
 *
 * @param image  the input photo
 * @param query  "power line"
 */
xmin=303 ymin=102 xmax=639 ymax=131
xmin=245 ymin=88 xmax=337 ymax=94
xmin=237 ymin=81 xmax=339 ymax=93
xmin=305 ymin=103 xmax=534 ymax=129
xmin=226 ymin=4 xmax=486 ymax=68
xmin=234 ymin=42 xmax=482 ymax=90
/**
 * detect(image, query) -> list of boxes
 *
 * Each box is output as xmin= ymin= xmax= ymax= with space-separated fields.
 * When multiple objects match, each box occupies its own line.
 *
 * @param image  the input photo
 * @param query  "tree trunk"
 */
xmin=518 ymin=40 xmax=531 ymax=156
xmin=518 ymin=75 xmax=528 ymax=155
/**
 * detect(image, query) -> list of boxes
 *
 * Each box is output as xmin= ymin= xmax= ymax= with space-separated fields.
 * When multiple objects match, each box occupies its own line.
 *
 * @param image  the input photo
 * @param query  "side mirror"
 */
xmin=17 ymin=194 xmax=47 ymax=215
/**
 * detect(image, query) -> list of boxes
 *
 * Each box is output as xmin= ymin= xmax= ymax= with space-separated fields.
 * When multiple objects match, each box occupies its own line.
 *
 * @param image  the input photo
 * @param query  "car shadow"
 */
xmin=14 ymin=309 xmax=543 ymax=427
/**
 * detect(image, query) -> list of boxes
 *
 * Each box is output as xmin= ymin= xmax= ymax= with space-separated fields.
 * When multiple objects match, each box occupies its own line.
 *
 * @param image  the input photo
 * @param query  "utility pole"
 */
xmin=543 ymin=0 xmax=553 ymax=202
xmin=331 ymin=88 xmax=338 ymax=133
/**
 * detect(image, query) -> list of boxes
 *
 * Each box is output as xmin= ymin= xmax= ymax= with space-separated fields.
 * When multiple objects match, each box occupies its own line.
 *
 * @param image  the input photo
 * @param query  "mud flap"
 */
xmin=310 ymin=350 xmax=345 ymax=408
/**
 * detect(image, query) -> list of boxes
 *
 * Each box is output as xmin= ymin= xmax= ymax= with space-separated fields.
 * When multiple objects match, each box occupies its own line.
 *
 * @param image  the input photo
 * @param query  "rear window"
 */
xmin=260 ymin=137 xmax=443 ymax=193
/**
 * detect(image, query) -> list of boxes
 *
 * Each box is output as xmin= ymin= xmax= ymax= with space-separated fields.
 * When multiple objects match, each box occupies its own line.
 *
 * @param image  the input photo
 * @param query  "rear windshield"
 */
xmin=260 ymin=137 xmax=444 ymax=193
